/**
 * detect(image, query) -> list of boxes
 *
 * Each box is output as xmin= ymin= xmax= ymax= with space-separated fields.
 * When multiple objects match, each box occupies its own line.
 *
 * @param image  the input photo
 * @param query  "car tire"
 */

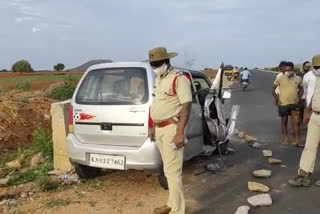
xmin=158 ymin=173 xmax=168 ymax=190
xmin=74 ymin=163 xmax=101 ymax=179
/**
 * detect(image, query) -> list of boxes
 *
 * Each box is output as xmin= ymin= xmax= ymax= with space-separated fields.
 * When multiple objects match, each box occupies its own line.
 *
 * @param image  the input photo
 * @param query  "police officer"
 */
xmin=146 ymin=47 xmax=192 ymax=214
xmin=289 ymin=55 xmax=320 ymax=187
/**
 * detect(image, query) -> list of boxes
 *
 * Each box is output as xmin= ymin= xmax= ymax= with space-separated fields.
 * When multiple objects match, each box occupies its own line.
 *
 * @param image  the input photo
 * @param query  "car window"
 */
xmin=193 ymin=77 xmax=210 ymax=90
xmin=76 ymin=67 xmax=149 ymax=105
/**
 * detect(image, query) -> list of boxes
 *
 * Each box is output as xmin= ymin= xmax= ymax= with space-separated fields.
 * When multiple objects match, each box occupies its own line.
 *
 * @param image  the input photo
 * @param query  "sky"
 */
xmin=0 ymin=0 xmax=320 ymax=70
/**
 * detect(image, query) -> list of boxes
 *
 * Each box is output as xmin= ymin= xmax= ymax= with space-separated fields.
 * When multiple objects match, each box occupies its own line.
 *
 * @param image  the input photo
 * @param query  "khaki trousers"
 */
xmin=155 ymin=124 xmax=185 ymax=214
xmin=299 ymin=113 xmax=320 ymax=173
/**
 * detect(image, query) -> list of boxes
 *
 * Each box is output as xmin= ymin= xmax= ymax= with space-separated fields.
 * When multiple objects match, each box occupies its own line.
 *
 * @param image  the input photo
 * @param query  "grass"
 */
xmin=15 ymin=80 xmax=32 ymax=91
xmin=0 ymin=74 xmax=82 ymax=83
xmin=49 ymin=75 xmax=77 ymax=101
xmin=8 ymin=163 xmax=53 ymax=186
xmin=46 ymin=199 xmax=71 ymax=208
xmin=31 ymin=125 xmax=54 ymax=161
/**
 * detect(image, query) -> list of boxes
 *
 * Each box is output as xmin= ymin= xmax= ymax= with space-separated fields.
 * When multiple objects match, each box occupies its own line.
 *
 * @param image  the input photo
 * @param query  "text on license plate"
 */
xmin=89 ymin=154 xmax=125 ymax=170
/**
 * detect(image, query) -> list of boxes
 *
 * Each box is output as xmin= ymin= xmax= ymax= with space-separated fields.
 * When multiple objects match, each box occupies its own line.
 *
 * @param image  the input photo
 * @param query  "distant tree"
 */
xmin=0 ymin=69 xmax=8 ymax=72
xmin=53 ymin=63 xmax=65 ymax=71
xmin=12 ymin=60 xmax=33 ymax=73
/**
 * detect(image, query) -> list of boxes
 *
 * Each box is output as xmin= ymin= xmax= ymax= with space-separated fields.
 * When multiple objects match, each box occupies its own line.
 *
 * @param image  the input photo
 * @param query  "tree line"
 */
xmin=0 ymin=60 xmax=65 ymax=72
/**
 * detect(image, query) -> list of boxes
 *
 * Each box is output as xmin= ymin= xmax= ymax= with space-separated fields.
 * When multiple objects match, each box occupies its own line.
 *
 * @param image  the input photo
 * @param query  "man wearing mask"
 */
xmin=289 ymin=55 xmax=320 ymax=187
xmin=147 ymin=47 xmax=192 ymax=214
xmin=275 ymin=61 xmax=287 ymax=96
xmin=303 ymin=61 xmax=315 ymax=108
xmin=272 ymin=62 xmax=304 ymax=147
xmin=300 ymin=61 xmax=313 ymax=127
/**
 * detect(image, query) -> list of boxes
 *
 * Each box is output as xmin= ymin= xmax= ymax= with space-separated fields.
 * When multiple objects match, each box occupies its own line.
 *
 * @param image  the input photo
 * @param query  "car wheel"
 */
xmin=158 ymin=173 xmax=168 ymax=190
xmin=74 ymin=163 xmax=101 ymax=179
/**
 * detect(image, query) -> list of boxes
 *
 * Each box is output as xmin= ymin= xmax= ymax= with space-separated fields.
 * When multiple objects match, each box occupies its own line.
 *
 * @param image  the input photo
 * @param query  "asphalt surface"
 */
xmin=185 ymin=70 xmax=320 ymax=214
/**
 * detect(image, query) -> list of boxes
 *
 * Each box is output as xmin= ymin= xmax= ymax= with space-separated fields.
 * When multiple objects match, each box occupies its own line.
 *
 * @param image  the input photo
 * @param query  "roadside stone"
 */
xmin=253 ymin=169 xmax=272 ymax=178
xmin=20 ymin=192 xmax=27 ymax=198
xmin=7 ymin=199 xmax=18 ymax=206
xmin=0 ymin=200 xmax=7 ymax=206
xmin=262 ymin=150 xmax=273 ymax=157
xmin=28 ymin=192 xmax=34 ymax=196
xmin=234 ymin=206 xmax=250 ymax=214
xmin=0 ymin=178 xmax=10 ymax=186
xmin=5 ymin=159 xmax=21 ymax=169
xmin=316 ymin=180 xmax=320 ymax=187
xmin=247 ymin=194 xmax=272 ymax=207
xmin=30 ymin=152 xmax=44 ymax=168
xmin=7 ymin=186 xmax=31 ymax=199
xmin=268 ymin=158 xmax=282 ymax=164
xmin=248 ymin=182 xmax=270 ymax=193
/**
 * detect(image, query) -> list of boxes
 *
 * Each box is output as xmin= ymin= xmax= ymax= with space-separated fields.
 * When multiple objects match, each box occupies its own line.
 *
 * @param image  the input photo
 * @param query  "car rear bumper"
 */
xmin=67 ymin=134 xmax=163 ymax=172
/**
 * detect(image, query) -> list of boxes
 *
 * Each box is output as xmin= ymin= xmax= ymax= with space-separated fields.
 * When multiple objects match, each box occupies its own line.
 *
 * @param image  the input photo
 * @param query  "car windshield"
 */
xmin=76 ymin=67 xmax=149 ymax=105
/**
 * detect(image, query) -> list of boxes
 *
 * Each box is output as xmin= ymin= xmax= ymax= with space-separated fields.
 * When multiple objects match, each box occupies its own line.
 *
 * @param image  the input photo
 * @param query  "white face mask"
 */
xmin=153 ymin=63 xmax=168 ymax=76
xmin=285 ymin=71 xmax=294 ymax=77
xmin=313 ymin=68 xmax=320 ymax=76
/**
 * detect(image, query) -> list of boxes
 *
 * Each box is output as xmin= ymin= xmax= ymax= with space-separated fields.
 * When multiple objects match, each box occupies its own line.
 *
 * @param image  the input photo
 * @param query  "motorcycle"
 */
xmin=240 ymin=79 xmax=249 ymax=91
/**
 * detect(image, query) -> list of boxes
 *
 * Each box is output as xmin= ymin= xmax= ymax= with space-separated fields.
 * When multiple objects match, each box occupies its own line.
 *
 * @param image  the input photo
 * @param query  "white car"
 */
xmin=67 ymin=62 xmax=234 ymax=188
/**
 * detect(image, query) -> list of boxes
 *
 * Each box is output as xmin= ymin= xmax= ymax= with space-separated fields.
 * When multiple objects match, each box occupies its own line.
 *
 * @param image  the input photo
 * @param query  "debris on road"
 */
xmin=268 ymin=158 xmax=282 ymax=164
xmin=262 ymin=150 xmax=273 ymax=157
xmin=206 ymin=159 xmax=225 ymax=173
xmin=316 ymin=180 xmax=320 ymax=187
xmin=193 ymin=167 xmax=207 ymax=176
xmin=239 ymin=132 xmax=258 ymax=143
xmin=202 ymin=145 xmax=216 ymax=156
xmin=248 ymin=182 xmax=270 ymax=193
xmin=252 ymin=169 xmax=272 ymax=178
xmin=247 ymin=194 xmax=272 ymax=207
xmin=234 ymin=205 xmax=250 ymax=214
xmin=250 ymin=142 xmax=262 ymax=149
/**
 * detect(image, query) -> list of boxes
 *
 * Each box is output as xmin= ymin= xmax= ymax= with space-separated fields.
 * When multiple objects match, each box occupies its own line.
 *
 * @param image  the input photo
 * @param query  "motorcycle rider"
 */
xmin=240 ymin=67 xmax=251 ymax=85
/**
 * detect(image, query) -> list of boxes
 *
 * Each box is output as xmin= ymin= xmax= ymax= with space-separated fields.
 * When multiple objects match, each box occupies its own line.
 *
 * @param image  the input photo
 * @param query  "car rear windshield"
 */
xmin=76 ymin=67 xmax=149 ymax=105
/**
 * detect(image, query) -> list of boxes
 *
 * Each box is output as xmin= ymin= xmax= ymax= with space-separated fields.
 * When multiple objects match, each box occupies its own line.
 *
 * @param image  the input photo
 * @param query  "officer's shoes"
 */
xmin=288 ymin=175 xmax=311 ymax=187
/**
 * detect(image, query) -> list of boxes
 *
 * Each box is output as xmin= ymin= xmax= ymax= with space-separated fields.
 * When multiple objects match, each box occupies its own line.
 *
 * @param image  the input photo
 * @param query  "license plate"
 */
xmin=89 ymin=154 xmax=125 ymax=170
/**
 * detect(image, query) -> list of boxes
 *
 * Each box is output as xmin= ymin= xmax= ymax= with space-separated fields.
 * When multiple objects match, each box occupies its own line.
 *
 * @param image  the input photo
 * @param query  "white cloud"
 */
xmin=15 ymin=16 xmax=33 ymax=23
xmin=32 ymin=27 xmax=40 ymax=33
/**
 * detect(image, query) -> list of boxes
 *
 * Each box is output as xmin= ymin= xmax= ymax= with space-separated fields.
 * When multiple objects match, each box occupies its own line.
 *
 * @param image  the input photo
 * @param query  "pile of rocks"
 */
xmin=234 ymin=135 xmax=284 ymax=214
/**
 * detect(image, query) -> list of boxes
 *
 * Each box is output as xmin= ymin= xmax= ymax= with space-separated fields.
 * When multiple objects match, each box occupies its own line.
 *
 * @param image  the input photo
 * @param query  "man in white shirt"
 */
xmin=303 ymin=63 xmax=316 ymax=107
xmin=240 ymin=67 xmax=251 ymax=83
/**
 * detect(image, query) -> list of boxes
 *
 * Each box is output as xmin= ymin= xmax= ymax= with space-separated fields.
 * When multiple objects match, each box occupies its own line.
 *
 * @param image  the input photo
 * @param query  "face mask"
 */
xmin=313 ymin=68 xmax=320 ymax=76
xmin=285 ymin=71 xmax=294 ymax=77
xmin=153 ymin=63 xmax=168 ymax=76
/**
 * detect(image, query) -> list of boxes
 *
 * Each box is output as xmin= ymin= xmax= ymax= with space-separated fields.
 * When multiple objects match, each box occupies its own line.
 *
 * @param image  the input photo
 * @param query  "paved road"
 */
xmin=185 ymin=70 xmax=320 ymax=214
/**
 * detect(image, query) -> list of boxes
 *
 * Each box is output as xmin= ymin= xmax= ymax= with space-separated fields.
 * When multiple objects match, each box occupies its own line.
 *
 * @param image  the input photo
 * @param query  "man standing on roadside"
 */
xmin=147 ymin=47 xmax=192 ymax=214
xmin=275 ymin=61 xmax=287 ymax=95
xmin=300 ymin=61 xmax=313 ymax=127
xmin=302 ymin=61 xmax=315 ymax=108
xmin=272 ymin=62 xmax=304 ymax=147
xmin=289 ymin=55 xmax=320 ymax=187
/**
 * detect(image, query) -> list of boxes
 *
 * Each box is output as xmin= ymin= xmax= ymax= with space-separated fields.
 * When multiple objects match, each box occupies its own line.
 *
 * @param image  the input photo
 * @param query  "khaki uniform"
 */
xmin=274 ymin=74 xmax=302 ymax=106
xmin=151 ymin=68 xmax=192 ymax=214
xmin=299 ymin=77 xmax=320 ymax=173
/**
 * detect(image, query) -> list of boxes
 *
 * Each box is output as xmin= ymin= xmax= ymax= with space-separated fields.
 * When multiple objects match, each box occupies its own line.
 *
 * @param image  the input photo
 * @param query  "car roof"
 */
xmin=86 ymin=62 xmax=151 ymax=72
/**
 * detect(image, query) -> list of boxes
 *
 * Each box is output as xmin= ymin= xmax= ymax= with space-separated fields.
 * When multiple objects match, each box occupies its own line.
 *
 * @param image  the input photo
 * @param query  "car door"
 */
xmin=183 ymin=72 xmax=206 ymax=160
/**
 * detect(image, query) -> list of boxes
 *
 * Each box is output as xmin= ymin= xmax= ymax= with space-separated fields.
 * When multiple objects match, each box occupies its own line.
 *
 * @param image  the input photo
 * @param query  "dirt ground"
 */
xmin=1 ymin=171 xmax=168 ymax=214
xmin=0 ymin=94 xmax=53 ymax=152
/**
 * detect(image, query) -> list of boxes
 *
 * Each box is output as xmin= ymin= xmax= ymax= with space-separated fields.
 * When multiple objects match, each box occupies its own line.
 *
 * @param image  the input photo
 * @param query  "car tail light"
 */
xmin=148 ymin=109 xmax=154 ymax=138
xmin=69 ymin=105 xmax=74 ymax=133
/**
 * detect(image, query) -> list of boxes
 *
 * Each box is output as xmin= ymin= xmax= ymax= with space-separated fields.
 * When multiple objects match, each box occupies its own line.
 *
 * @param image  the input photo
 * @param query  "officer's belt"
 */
xmin=154 ymin=117 xmax=179 ymax=128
